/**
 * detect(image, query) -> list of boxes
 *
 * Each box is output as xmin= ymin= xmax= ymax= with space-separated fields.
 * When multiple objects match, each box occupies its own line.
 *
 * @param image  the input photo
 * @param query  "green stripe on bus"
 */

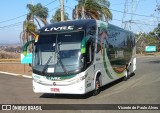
xmin=23 ymin=40 xmax=35 ymax=56
xmin=103 ymin=48 xmax=114 ymax=79
xmin=114 ymin=71 xmax=125 ymax=77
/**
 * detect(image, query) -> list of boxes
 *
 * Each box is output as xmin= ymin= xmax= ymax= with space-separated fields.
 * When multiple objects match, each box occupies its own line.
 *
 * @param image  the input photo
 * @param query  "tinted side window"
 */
xmin=86 ymin=24 xmax=96 ymax=36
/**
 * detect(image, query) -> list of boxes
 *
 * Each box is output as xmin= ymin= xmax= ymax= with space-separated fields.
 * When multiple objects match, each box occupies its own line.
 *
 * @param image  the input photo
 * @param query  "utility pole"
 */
xmin=130 ymin=0 xmax=134 ymax=30
xmin=60 ymin=0 xmax=64 ymax=21
xmin=121 ymin=0 xmax=128 ymax=28
xmin=121 ymin=0 xmax=135 ymax=31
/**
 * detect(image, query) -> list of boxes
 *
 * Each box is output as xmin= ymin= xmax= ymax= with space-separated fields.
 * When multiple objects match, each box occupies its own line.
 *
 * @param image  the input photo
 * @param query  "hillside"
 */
xmin=0 ymin=44 xmax=22 ymax=62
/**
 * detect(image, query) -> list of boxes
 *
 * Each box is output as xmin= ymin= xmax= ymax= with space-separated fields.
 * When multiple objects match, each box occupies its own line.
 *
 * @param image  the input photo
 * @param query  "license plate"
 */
xmin=51 ymin=88 xmax=60 ymax=92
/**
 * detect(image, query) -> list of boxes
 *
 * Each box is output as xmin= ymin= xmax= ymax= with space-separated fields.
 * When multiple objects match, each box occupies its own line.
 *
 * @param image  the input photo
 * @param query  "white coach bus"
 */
xmin=30 ymin=19 xmax=136 ymax=96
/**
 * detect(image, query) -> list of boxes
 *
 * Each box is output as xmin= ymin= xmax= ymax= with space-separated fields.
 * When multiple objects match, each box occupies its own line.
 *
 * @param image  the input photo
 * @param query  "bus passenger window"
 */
xmin=96 ymin=41 xmax=101 ymax=53
xmin=86 ymin=42 xmax=94 ymax=67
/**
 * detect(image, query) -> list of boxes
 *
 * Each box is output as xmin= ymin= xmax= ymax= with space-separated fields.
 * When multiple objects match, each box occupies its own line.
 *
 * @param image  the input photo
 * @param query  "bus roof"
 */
xmin=39 ymin=19 xmax=96 ymax=34
xmin=108 ymin=23 xmax=134 ymax=34
xmin=38 ymin=19 xmax=134 ymax=35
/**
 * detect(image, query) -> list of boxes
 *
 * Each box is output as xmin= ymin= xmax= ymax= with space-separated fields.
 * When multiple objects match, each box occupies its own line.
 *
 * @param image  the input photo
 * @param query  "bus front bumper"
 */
xmin=32 ymin=80 xmax=86 ymax=94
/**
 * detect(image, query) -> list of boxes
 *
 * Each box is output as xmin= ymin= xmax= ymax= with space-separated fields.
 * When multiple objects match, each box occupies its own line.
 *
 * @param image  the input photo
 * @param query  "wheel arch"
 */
xmin=94 ymin=70 xmax=102 ymax=89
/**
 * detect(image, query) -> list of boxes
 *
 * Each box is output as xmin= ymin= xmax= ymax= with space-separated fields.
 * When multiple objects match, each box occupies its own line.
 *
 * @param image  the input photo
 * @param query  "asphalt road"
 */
xmin=0 ymin=56 xmax=160 ymax=113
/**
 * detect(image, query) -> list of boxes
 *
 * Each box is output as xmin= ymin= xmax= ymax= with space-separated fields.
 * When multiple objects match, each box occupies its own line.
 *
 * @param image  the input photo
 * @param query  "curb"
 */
xmin=136 ymin=55 xmax=160 ymax=58
xmin=0 ymin=71 xmax=32 ymax=79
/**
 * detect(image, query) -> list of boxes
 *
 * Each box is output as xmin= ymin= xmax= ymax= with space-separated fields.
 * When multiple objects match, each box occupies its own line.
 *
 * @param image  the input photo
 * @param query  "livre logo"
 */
xmin=45 ymin=26 xmax=74 ymax=32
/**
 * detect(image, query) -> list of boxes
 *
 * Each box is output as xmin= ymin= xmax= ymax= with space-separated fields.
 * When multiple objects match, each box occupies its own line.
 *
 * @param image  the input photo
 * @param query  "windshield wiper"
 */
xmin=42 ymin=56 xmax=53 ymax=75
xmin=56 ymin=42 xmax=68 ymax=74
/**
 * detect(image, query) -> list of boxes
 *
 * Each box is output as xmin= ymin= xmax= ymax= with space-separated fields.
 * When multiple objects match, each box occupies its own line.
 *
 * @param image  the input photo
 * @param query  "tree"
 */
xmin=20 ymin=19 xmax=37 ymax=44
xmin=153 ymin=23 xmax=160 ymax=39
xmin=136 ymin=32 xmax=147 ymax=54
xmin=19 ymin=20 xmax=37 ymax=52
xmin=20 ymin=3 xmax=48 ymax=53
xmin=50 ymin=8 xmax=69 ymax=23
xmin=20 ymin=3 xmax=48 ymax=43
xmin=26 ymin=3 xmax=48 ymax=28
xmin=72 ymin=0 xmax=112 ymax=21
xmin=136 ymin=32 xmax=160 ymax=54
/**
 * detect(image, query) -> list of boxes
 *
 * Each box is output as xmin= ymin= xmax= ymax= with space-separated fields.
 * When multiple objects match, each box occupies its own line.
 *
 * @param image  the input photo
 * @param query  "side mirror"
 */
xmin=29 ymin=63 xmax=32 ymax=67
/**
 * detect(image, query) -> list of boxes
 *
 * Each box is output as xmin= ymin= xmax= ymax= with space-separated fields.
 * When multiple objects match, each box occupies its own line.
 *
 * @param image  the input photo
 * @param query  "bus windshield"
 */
xmin=33 ymin=31 xmax=84 ymax=75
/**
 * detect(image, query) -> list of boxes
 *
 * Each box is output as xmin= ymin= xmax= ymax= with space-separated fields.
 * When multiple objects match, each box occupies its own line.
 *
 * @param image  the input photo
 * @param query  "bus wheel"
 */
xmin=124 ymin=69 xmax=130 ymax=81
xmin=93 ymin=77 xmax=100 ymax=96
xmin=123 ymin=76 xmax=127 ymax=81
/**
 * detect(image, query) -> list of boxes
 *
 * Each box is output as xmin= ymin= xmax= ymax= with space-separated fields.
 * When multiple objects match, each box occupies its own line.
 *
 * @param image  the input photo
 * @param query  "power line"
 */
xmin=0 ymin=21 xmax=23 ymax=29
xmin=121 ymin=0 xmax=128 ymax=28
xmin=0 ymin=25 xmax=22 ymax=30
xmin=65 ymin=5 xmax=74 ymax=10
xmin=111 ymin=2 xmax=132 ymax=6
xmin=64 ymin=5 xmax=160 ymax=18
xmin=48 ymin=7 xmax=59 ymax=12
xmin=113 ymin=18 xmax=158 ymax=26
xmin=0 ymin=0 xmax=57 ymax=24
xmin=0 ymin=8 xmax=52 ymax=30
xmin=0 ymin=14 xmax=27 ymax=24
xmin=0 ymin=7 xmax=58 ymax=30
xmin=64 ymin=5 xmax=159 ymax=27
xmin=0 ymin=0 xmax=59 ymax=30
xmin=0 ymin=3 xmax=159 ymax=31
xmin=45 ymin=0 xmax=57 ymax=6
xmin=0 ymin=18 xmax=157 ymax=30
xmin=0 ymin=0 xmax=158 ymax=26
xmin=110 ymin=8 xmax=160 ymax=18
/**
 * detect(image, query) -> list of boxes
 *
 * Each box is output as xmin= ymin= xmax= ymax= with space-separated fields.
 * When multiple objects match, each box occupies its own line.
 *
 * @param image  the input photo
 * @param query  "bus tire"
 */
xmin=124 ymin=68 xmax=130 ymax=81
xmin=128 ymin=72 xmax=130 ymax=79
xmin=128 ymin=63 xmax=132 ymax=79
xmin=123 ymin=75 xmax=128 ymax=81
xmin=93 ymin=76 xmax=101 ymax=96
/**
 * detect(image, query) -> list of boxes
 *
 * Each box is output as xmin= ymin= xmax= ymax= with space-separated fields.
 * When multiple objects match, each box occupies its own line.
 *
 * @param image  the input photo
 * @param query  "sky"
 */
xmin=0 ymin=0 xmax=159 ymax=43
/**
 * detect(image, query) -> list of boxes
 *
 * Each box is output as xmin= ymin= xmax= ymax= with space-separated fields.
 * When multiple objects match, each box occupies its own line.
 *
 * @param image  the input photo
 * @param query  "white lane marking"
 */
xmin=0 ymin=71 xmax=32 ymax=79
xmin=22 ymin=75 xmax=32 ymax=78
xmin=137 ymin=56 xmax=154 ymax=58
xmin=136 ymin=55 xmax=160 ymax=58
xmin=0 ymin=71 xmax=20 ymax=76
